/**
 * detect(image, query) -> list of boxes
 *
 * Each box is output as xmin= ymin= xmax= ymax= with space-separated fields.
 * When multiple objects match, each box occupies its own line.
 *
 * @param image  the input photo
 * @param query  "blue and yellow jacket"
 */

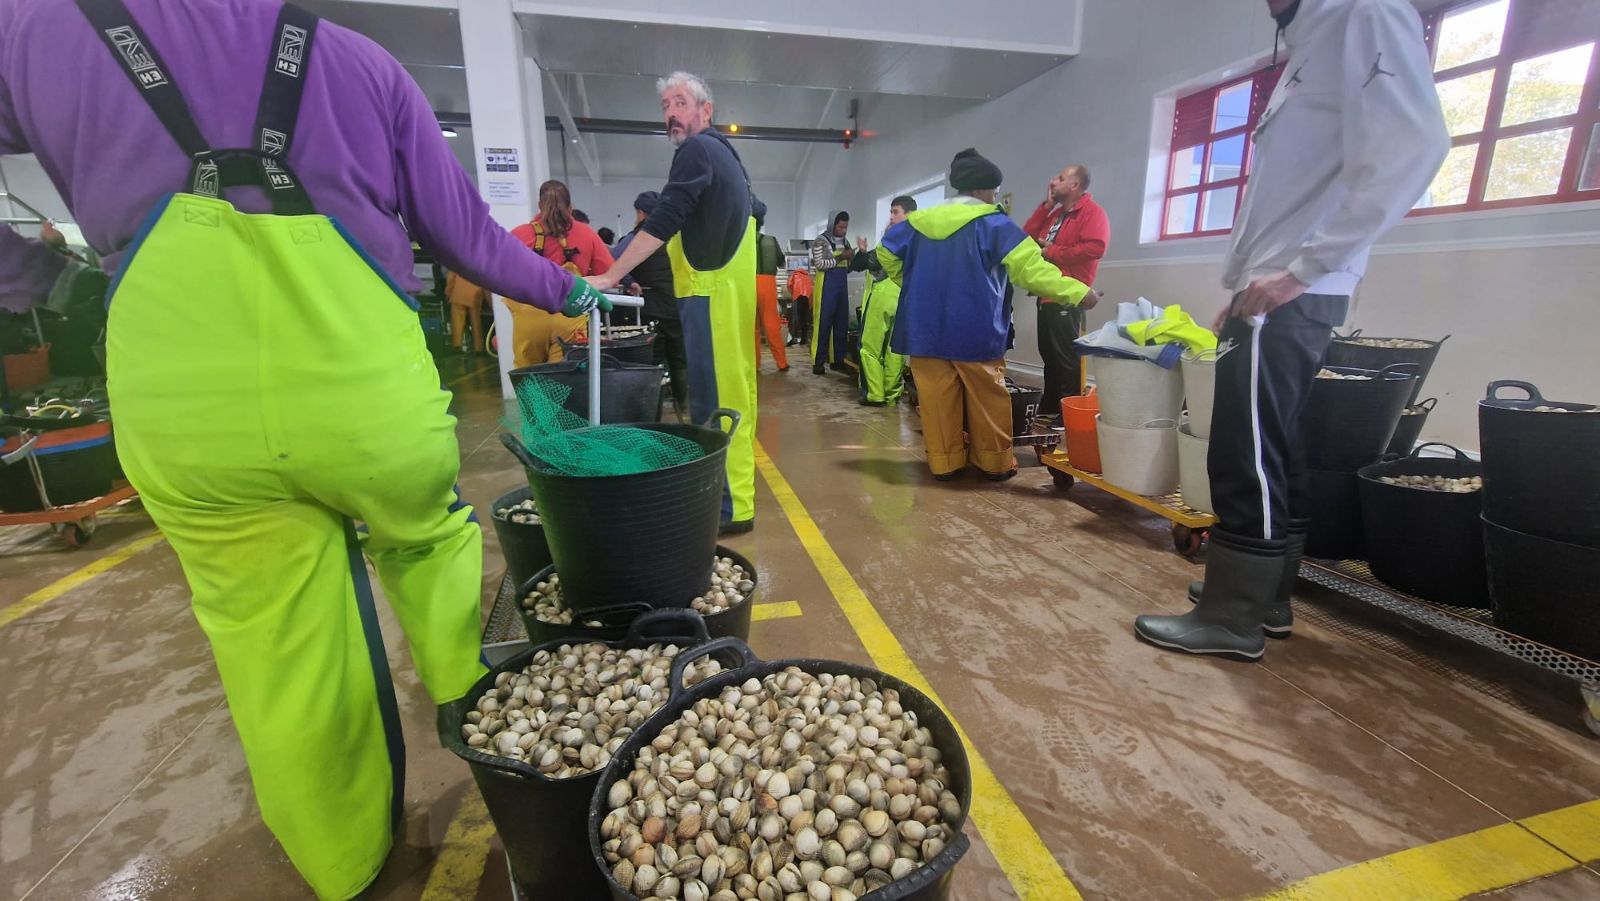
xmin=878 ymin=198 xmax=1091 ymax=361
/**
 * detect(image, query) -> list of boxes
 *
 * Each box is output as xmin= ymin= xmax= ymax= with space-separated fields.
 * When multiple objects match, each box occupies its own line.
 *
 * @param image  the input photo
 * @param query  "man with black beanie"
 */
xmin=878 ymin=149 xmax=1096 ymax=481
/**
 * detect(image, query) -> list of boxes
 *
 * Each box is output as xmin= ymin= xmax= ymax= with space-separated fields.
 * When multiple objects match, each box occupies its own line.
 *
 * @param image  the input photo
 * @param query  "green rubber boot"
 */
xmin=1137 ymin=536 xmax=1285 ymax=661
xmin=1187 ymin=520 xmax=1306 ymax=638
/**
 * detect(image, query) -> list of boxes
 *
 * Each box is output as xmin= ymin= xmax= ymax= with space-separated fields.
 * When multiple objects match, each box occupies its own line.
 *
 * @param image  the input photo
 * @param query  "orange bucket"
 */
xmin=1062 ymin=391 xmax=1102 ymax=473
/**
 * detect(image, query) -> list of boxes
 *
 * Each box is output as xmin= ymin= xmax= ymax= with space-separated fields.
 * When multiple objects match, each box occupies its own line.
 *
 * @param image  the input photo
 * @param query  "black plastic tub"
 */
xmin=510 ymin=354 xmax=664 ymax=424
xmin=0 ymin=421 xmax=117 ymax=512
xmin=1008 ymin=385 xmax=1043 ymax=437
xmin=509 ymin=410 xmax=738 ymax=611
xmin=517 ymin=546 xmax=757 ymax=645
xmin=1385 ymin=397 xmax=1436 ymax=456
xmin=1484 ymin=517 xmax=1600 ymax=661
xmin=1358 ymin=443 xmax=1488 ymax=608
xmin=1302 ymin=364 xmax=1418 ymax=471
xmin=489 ymin=485 xmax=552 ymax=592
xmin=1478 ymin=380 xmax=1600 ymax=548
xmin=1306 ymin=468 xmax=1366 ymax=561
xmin=560 ymin=332 xmax=657 ymax=366
xmin=1324 ymin=331 xmax=1448 ymax=405
xmin=586 ymin=645 xmax=975 ymax=901
xmin=437 ymin=609 xmax=730 ymax=899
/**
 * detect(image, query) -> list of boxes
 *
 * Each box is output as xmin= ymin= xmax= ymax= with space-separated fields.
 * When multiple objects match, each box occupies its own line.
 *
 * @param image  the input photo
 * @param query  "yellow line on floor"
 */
xmin=1520 ymin=798 xmax=1600 ymax=863
xmin=751 ymin=600 xmax=803 ymax=621
xmin=0 ymin=531 xmax=166 ymax=631
xmin=1258 ymin=799 xmax=1600 ymax=899
xmin=444 ymin=362 xmax=498 ymax=389
xmin=754 ymin=441 xmax=1080 ymax=901
xmin=420 ymin=793 xmax=497 ymax=901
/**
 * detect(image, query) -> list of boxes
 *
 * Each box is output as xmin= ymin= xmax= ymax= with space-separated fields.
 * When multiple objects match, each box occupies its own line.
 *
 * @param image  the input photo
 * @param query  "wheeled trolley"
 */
xmin=1038 ymin=447 xmax=1217 ymax=556
xmin=0 ymin=432 xmax=137 ymax=547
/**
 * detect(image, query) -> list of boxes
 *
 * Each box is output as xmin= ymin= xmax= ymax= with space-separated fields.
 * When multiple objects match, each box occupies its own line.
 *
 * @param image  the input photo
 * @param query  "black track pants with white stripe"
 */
xmin=1207 ymin=293 xmax=1349 ymax=543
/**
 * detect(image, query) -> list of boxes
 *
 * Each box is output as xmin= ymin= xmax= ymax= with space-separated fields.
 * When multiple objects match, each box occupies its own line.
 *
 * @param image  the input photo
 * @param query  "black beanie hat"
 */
xmin=949 ymin=148 xmax=1002 ymax=192
xmin=831 ymin=210 xmax=850 ymax=228
xmin=633 ymin=191 xmax=661 ymax=214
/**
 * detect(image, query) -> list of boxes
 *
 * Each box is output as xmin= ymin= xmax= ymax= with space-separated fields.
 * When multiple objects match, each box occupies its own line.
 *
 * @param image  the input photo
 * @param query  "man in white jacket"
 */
xmin=1136 ymin=0 xmax=1448 ymax=660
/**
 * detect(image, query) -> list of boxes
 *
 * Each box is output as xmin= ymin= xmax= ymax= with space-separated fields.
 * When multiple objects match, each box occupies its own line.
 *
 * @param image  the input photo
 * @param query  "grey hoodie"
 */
xmin=1223 ymin=0 xmax=1449 ymax=295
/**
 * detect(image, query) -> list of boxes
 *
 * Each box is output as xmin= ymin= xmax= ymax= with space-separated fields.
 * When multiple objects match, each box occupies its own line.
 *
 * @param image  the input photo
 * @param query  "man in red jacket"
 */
xmin=1023 ymin=164 xmax=1109 ymax=424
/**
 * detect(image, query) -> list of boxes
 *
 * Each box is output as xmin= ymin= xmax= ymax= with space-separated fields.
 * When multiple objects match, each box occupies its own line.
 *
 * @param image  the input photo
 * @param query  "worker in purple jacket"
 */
xmin=0 ymin=2 xmax=606 ymax=897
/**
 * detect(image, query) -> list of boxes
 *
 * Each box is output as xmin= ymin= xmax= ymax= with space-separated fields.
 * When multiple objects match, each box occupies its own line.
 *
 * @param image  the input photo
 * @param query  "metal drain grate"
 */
xmin=482 ymin=574 xmax=526 ymax=646
xmin=1300 ymin=559 xmax=1600 ymax=687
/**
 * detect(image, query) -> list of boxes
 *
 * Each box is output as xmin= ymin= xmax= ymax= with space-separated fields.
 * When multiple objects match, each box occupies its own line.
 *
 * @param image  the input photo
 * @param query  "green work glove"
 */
xmin=563 ymin=277 xmax=614 ymax=318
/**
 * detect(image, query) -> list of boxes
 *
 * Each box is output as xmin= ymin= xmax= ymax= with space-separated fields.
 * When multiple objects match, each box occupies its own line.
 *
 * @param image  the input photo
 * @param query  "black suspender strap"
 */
xmin=252 ymin=4 xmax=318 ymax=168
xmin=74 ymin=0 xmax=320 ymax=215
xmin=73 ymin=0 xmax=210 ymax=159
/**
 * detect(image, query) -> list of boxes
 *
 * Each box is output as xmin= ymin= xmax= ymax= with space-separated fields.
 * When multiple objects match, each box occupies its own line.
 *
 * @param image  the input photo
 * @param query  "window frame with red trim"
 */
xmin=1157 ymin=0 xmax=1600 ymax=240
xmin=1160 ymin=66 xmax=1282 ymax=240
xmin=1414 ymin=0 xmax=1600 ymax=215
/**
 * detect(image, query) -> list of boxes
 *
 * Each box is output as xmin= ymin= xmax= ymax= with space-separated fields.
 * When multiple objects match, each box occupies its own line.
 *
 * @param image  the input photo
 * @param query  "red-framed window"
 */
xmin=1160 ymin=67 xmax=1282 ymax=239
xmin=1414 ymin=0 xmax=1600 ymax=213
xmin=1160 ymin=0 xmax=1600 ymax=238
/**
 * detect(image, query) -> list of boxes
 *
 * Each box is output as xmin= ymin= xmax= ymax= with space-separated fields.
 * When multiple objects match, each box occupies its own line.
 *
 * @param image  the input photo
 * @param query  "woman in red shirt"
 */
xmin=510 ymin=181 xmax=616 ymax=365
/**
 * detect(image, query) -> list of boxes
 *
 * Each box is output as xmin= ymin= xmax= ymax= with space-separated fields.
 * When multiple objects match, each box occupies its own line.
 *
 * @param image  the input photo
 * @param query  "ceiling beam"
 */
xmin=435 ymin=111 xmax=852 ymax=146
xmin=543 ymin=69 xmax=604 ymax=186
xmin=793 ymin=89 xmax=840 ymax=183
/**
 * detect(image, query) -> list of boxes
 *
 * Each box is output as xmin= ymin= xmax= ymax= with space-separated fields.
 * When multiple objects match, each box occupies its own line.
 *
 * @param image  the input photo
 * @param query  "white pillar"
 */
xmin=459 ymin=0 xmax=547 ymax=398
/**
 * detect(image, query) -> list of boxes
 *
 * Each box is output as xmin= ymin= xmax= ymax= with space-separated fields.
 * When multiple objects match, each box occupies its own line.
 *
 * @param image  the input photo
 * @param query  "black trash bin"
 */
xmin=510 ymin=354 xmax=664 ymax=424
xmin=1478 ymin=380 xmax=1600 ymax=547
xmin=1302 ymin=365 xmax=1417 ymax=471
xmin=488 ymin=485 xmax=552 ymax=592
xmin=1324 ymin=331 xmax=1448 ymax=406
xmin=587 ymin=647 xmax=975 ymax=901
xmin=1358 ymin=444 xmax=1488 ymax=608
xmin=436 ymin=610 xmax=731 ymax=899
xmin=507 ymin=410 xmax=739 ymax=611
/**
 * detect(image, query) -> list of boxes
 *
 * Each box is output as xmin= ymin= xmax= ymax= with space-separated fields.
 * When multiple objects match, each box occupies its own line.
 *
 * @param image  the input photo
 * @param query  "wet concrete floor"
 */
xmin=2 ymin=350 xmax=1597 ymax=900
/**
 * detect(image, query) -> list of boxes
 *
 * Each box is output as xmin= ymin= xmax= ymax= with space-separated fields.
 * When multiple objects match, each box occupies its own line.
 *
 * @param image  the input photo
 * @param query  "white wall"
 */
xmin=0 ymin=155 xmax=71 ymax=223
xmin=796 ymin=0 xmax=1600 ymax=452
xmin=552 ymin=174 xmax=799 ymax=247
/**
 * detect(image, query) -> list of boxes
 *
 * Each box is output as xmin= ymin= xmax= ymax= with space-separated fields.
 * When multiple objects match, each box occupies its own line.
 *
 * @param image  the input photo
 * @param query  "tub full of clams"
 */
xmin=588 ymin=647 xmax=973 ymax=901
xmin=437 ymin=609 xmax=743 ymax=898
xmin=520 ymin=548 xmax=759 ymax=644
xmin=490 ymin=486 xmax=552 ymax=590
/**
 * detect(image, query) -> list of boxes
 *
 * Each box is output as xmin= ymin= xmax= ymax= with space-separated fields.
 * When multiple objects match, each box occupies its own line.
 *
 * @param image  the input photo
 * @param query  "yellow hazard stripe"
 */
xmin=0 ymin=531 xmax=166 ymax=631
xmin=754 ymin=441 xmax=1079 ymax=901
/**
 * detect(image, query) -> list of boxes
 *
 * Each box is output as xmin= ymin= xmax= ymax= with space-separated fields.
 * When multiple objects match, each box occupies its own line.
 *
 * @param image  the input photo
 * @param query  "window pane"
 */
xmin=1434 ymin=0 xmax=1508 ymax=72
xmin=1170 ymin=146 xmax=1204 ymax=189
xmin=1415 ymin=144 xmax=1480 ymax=208
xmin=1485 ymin=128 xmax=1573 ymax=200
xmin=1214 ymin=81 xmax=1251 ymax=132
xmin=1435 ymin=69 xmax=1495 ymax=136
xmin=1501 ymin=44 xmax=1594 ymax=127
xmin=1165 ymin=193 xmax=1198 ymax=235
xmin=1581 ymin=124 xmax=1600 ymax=190
xmin=1201 ymin=187 xmax=1238 ymax=231
xmin=1207 ymin=135 xmax=1246 ymax=182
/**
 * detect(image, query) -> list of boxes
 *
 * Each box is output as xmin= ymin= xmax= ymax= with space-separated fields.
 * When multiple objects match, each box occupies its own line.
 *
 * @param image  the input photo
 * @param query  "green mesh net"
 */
xmin=514 ymin=374 xmax=702 ymax=476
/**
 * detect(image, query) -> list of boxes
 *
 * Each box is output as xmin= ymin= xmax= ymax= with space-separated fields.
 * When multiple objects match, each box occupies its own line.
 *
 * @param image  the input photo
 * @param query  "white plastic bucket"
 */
xmin=1177 ymin=420 xmax=1213 ymax=514
xmin=1180 ymin=349 xmax=1220 ymax=440
xmin=1093 ymin=357 xmax=1183 ymax=429
xmin=1097 ymin=415 xmax=1179 ymax=496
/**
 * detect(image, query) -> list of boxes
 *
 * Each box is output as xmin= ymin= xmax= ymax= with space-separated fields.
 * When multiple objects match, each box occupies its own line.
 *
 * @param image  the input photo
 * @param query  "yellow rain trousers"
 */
xmin=667 ymin=219 xmax=760 ymax=526
xmin=107 ymin=193 xmax=486 ymax=899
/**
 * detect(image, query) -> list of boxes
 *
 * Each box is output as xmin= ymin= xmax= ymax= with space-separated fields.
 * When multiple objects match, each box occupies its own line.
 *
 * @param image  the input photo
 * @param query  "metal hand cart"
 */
xmin=1037 ymin=447 xmax=1216 ymax=557
xmin=0 ymin=431 xmax=137 ymax=547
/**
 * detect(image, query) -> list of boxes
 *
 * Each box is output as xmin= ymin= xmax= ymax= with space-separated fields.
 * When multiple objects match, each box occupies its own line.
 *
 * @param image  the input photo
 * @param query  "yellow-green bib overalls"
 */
xmin=78 ymin=2 xmax=485 ymax=896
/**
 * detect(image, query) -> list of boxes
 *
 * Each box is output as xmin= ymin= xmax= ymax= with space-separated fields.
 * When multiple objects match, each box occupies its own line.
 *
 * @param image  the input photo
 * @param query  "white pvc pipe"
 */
xmin=589 ymin=294 xmax=644 ymax=425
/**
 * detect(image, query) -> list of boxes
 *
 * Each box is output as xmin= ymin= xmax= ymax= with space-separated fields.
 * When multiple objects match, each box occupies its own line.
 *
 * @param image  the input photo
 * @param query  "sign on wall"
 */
xmin=481 ymin=146 xmax=527 ymax=205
